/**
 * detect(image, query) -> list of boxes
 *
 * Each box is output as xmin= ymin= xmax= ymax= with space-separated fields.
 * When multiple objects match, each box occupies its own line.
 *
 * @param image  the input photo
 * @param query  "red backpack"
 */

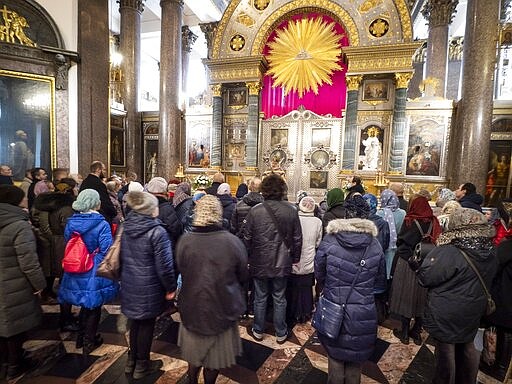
xmin=62 ymin=232 xmax=98 ymax=273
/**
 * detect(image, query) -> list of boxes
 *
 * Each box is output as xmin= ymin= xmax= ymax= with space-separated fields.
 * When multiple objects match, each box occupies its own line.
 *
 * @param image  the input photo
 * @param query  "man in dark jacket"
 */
xmin=0 ymin=165 xmax=13 ymax=185
xmin=455 ymin=182 xmax=483 ymax=212
xmin=206 ymin=172 xmax=224 ymax=195
xmin=242 ymin=174 xmax=302 ymax=343
xmin=231 ymin=177 xmax=263 ymax=236
xmin=79 ymin=161 xmax=116 ymax=224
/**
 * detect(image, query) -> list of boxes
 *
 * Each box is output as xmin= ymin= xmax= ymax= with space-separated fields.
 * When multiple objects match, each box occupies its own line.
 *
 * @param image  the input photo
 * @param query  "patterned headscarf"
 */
xmin=327 ymin=188 xmax=344 ymax=209
xmin=344 ymin=195 xmax=370 ymax=219
xmin=173 ymin=182 xmax=191 ymax=207
xmin=193 ymin=194 xmax=223 ymax=227
xmin=405 ymin=195 xmax=442 ymax=242
xmin=380 ymin=189 xmax=400 ymax=249
xmin=363 ymin=193 xmax=378 ymax=214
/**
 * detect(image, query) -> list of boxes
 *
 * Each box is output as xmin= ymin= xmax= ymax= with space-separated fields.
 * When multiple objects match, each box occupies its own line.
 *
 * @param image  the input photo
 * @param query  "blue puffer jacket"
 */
xmin=315 ymin=218 xmax=386 ymax=362
xmin=120 ymin=211 xmax=176 ymax=320
xmin=59 ymin=212 xmax=119 ymax=309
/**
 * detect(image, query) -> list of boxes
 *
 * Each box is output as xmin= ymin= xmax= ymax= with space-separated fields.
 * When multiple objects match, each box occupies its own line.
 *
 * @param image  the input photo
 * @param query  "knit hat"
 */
xmin=126 ymin=191 xmax=158 ymax=216
xmin=296 ymin=190 xmax=308 ymax=203
xmin=441 ymin=200 xmax=461 ymax=215
xmin=34 ymin=180 xmax=50 ymax=196
xmin=72 ymin=189 xmax=100 ymax=212
xmin=193 ymin=194 xmax=223 ymax=227
xmin=344 ymin=195 xmax=370 ymax=219
xmin=128 ymin=181 xmax=144 ymax=192
xmin=217 ymin=183 xmax=231 ymax=196
xmin=327 ymin=188 xmax=344 ymax=209
xmin=147 ymin=177 xmax=168 ymax=194
xmin=236 ymin=183 xmax=248 ymax=199
xmin=55 ymin=177 xmax=76 ymax=193
xmin=448 ymin=207 xmax=487 ymax=230
xmin=299 ymin=196 xmax=316 ymax=213
xmin=0 ymin=185 xmax=25 ymax=206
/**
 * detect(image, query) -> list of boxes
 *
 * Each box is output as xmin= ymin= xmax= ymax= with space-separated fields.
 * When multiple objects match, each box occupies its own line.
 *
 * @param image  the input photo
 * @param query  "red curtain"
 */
xmin=261 ymin=13 xmax=349 ymax=118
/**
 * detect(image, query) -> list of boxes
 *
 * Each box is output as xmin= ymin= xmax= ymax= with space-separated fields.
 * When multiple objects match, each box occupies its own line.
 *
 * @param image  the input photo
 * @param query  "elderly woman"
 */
xmin=173 ymin=182 xmax=194 ymax=232
xmin=176 ymin=195 xmax=248 ymax=384
xmin=322 ymin=188 xmax=346 ymax=231
xmin=216 ymin=182 xmax=237 ymax=229
xmin=0 ymin=185 xmax=46 ymax=380
xmin=418 ymin=208 xmax=497 ymax=384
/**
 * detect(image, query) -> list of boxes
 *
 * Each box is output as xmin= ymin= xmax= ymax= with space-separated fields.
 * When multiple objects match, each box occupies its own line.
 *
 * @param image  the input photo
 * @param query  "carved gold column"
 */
xmin=389 ymin=72 xmax=413 ymax=173
xmin=211 ymin=84 xmax=223 ymax=167
xmin=158 ymin=0 xmax=183 ymax=180
xmin=422 ymin=0 xmax=458 ymax=98
xmin=246 ymin=81 xmax=262 ymax=168
xmin=342 ymin=75 xmax=363 ymax=170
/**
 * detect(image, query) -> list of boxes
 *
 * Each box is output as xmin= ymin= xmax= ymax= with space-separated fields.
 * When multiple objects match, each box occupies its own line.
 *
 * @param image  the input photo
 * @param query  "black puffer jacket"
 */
xmin=120 ymin=211 xmax=176 ymax=320
xmin=155 ymin=195 xmax=183 ymax=248
xmin=0 ymin=203 xmax=46 ymax=337
xmin=242 ymin=200 xmax=302 ymax=278
xmin=175 ymin=198 xmax=194 ymax=232
xmin=230 ymin=191 xmax=264 ymax=236
xmin=459 ymin=193 xmax=484 ymax=212
xmin=322 ymin=204 xmax=346 ymax=230
xmin=487 ymin=238 xmax=512 ymax=329
xmin=417 ymin=224 xmax=498 ymax=343
xmin=177 ymin=226 xmax=248 ymax=335
xmin=217 ymin=193 xmax=236 ymax=230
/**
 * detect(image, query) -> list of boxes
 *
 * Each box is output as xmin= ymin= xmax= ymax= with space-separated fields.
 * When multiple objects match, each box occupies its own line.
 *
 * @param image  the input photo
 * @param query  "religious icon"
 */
xmin=271 ymin=129 xmax=288 ymax=147
xmin=311 ymin=149 xmax=330 ymax=169
xmin=359 ymin=126 xmax=383 ymax=171
xmin=228 ymin=89 xmax=247 ymax=106
xmin=362 ymin=80 xmax=389 ymax=101
xmin=405 ymin=119 xmax=444 ymax=177
xmin=311 ymin=128 xmax=331 ymax=147
xmin=486 ymin=140 xmax=512 ymax=206
xmin=186 ymin=123 xmax=211 ymax=169
xmin=310 ymin=171 xmax=328 ymax=189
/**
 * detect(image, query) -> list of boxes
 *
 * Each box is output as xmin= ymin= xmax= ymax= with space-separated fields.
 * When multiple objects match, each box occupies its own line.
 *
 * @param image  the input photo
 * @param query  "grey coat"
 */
xmin=0 ymin=203 xmax=46 ymax=337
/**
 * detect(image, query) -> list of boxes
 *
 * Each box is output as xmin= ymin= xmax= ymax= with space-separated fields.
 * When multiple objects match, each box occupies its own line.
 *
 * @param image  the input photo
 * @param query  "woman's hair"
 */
xmin=441 ymin=200 xmax=461 ymax=215
xmin=261 ymin=174 xmax=287 ymax=200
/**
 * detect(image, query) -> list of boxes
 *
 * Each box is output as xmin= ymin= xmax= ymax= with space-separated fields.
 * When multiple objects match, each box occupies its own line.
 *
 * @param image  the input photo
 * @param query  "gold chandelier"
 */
xmin=267 ymin=17 xmax=343 ymax=98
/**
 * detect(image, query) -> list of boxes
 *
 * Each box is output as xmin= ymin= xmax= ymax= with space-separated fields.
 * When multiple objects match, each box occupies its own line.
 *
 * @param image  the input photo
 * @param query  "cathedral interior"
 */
xmin=0 ymin=0 xmax=511 ymax=383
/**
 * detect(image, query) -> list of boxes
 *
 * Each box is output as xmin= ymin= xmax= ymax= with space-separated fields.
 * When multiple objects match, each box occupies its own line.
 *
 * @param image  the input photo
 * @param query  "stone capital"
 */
xmin=246 ymin=81 xmax=262 ymax=95
xmin=421 ymin=0 xmax=459 ymax=27
xmin=117 ymin=0 xmax=145 ymax=13
xmin=395 ymin=72 xmax=414 ymax=89
xmin=211 ymin=84 xmax=222 ymax=97
xmin=182 ymin=26 xmax=198 ymax=53
xmin=159 ymin=0 xmax=184 ymax=6
xmin=200 ymin=22 xmax=219 ymax=59
xmin=345 ymin=75 xmax=363 ymax=91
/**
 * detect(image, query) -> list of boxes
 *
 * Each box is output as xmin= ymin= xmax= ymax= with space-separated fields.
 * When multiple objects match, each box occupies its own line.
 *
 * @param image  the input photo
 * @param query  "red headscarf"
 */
xmin=404 ymin=195 xmax=442 ymax=242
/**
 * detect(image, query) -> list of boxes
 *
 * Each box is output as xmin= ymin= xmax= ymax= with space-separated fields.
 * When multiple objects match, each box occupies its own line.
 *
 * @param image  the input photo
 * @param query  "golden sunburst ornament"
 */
xmin=267 ymin=18 xmax=343 ymax=98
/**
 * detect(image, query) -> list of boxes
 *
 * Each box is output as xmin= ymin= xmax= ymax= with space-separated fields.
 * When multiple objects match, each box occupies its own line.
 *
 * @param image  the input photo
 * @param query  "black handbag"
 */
xmin=312 ymin=246 xmax=369 ymax=339
xmin=408 ymin=220 xmax=435 ymax=271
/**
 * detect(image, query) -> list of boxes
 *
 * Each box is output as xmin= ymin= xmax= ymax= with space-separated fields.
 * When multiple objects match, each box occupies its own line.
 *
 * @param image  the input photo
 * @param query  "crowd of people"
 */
xmin=0 ymin=165 xmax=511 ymax=384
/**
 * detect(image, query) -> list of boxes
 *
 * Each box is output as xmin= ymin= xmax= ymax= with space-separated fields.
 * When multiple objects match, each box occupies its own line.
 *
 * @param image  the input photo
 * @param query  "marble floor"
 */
xmin=4 ymin=303 xmax=506 ymax=384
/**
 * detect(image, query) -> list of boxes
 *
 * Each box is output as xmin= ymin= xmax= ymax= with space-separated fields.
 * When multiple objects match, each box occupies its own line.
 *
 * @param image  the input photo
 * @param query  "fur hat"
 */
xmin=128 ymin=181 xmax=144 ymax=192
xmin=344 ymin=195 xmax=370 ymax=219
xmin=126 ymin=191 xmax=158 ymax=216
xmin=193 ymin=194 xmax=222 ymax=227
xmin=73 ymin=189 xmax=100 ymax=212
xmin=217 ymin=183 xmax=231 ymax=196
xmin=299 ymin=196 xmax=316 ymax=213
xmin=442 ymin=200 xmax=461 ymax=215
xmin=0 ymin=185 xmax=25 ymax=206
xmin=147 ymin=177 xmax=168 ymax=194
xmin=448 ymin=207 xmax=487 ymax=230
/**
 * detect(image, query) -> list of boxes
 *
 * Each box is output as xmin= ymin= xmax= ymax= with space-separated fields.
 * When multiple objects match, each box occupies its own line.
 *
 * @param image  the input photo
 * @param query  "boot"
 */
xmin=409 ymin=317 xmax=423 ymax=346
xmin=132 ymin=359 xmax=163 ymax=380
xmin=497 ymin=331 xmax=512 ymax=377
xmin=393 ymin=316 xmax=410 ymax=345
xmin=125 ymin=350 xmax=136 ymax=374
xmin=82 ymin=334 xmax=103 ymax=356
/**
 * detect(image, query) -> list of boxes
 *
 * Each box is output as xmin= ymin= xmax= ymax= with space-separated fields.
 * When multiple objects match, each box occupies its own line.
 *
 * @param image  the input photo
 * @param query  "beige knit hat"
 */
xmin=126 ymin=191 xmax=158 ymax=216
xmin=193 ymin=194 xmax=223 ymax=227
xmin=147 ymin=177 xmax=168 ymax=194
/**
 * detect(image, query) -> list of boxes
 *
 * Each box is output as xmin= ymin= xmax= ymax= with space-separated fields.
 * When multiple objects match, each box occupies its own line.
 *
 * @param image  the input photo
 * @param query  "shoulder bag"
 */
xmin=458 ymin=249 xmax=496 ymax=316
xmin=312 ymin=246 xmax=370 ymax=339
xmin=408 ymin=219 xmax=435 ymax=271
xmin=96 ymin=225 xmax=123 ymax=281
xmin=262 ymin=202 xmax=291 ymax=256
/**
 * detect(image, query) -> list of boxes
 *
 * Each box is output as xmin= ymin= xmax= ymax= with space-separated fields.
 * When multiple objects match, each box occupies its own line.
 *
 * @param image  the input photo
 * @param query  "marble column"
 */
xmin=77 ymin=0 xmax=110 ymax=177
xmin=119 ymin=0 xmax=144 ymax=177
xmin=389 ymin=72 xmax=413 ymax=173
xmin=450 ymin=0 xmax=500 ymax=193
xmin=246 ymin=81 xmax=262 ymax=168
xmin=181 ymin=25 xmax=197 ymax=108
xmin=211 ymin=84 xmax=223 ymax=167
xmin=342 ymin=75 xmax=363 ymax=170
xmin=158 ymin=0 xmax=183 ymax=180
xmin=422 ymin=0 xmax=458 ymax=98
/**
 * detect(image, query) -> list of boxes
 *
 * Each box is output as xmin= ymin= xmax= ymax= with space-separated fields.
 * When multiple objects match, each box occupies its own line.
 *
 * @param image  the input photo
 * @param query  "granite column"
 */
xmin=158 ymin=0 xmax=183 ymax=180
xmin=119 ymin=0 xmax=144 ymax=177
xmin=181 ymin=26 xmax=197 ymax=109
xmin=211 ymin=84 xmax=223 ymax=167
xmin=342 ymin=75 xmax=363 ymax=170
xmin=389 ymin=73 xmax=413 ymax=174
xmin=246 ymin=81 xmax=262 ymax=168
xmin=450 ymin=0 xmax=500 ymax=193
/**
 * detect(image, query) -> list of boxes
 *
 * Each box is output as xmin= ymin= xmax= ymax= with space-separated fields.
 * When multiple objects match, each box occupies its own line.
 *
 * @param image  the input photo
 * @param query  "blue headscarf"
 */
xmin=379 ymin=189 xmax=399 ymax=249
xmin=363 ymin=193 xmax=378 ymax=214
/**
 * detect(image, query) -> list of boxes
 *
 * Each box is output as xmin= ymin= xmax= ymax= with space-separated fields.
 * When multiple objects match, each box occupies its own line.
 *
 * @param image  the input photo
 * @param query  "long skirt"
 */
xmin=389 ymin=257 xmax=427 ymax=319
xmin=286 ymin=273 xmax=314 ymax=325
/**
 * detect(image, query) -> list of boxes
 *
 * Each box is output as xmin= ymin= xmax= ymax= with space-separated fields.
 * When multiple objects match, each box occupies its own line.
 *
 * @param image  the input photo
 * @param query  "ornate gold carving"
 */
xmin=236 ymin=12 xmax=256 ymax=28
xmin=0 ymin=6 xmax=35 ymax=46
xmin=212 ymin=0 xmax=242 ymax=59
xmin=230 ymin=34 xmax=246 ymax=51
xmin=205 ymin=55 xmax=268 ymax=83
xmin=200 ymin=22 xmax=218 ymax=59
xmin=419 ymin=76 xmax=440 ymax=96
xmin=395 ymin=72 xmax=414 ymax=88
xmin=395 ymin=0 xmax=413 ymax=41
xmin=211 ymin=84 xmax=222 ymax=97
xmin=369 ymin=18 xmax=390 ymax=38
xmin=246 ymin=81 xmax=262 ymax=95
xmin=253 ymin=0 xmax=271 ymax=11
xmin=267 ymin=17 xmax=342 ymax=97
xmin=359 ymin=0 xmax=384 ymax=13
xmin=422 ymin=0 xmax=458 ymax=27
xmin=345 ymin=75 xmax=363 ymax=91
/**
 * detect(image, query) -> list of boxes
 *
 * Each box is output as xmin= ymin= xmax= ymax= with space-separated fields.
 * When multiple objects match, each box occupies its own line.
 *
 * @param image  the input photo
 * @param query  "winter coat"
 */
xmin=417 ymin=224 xmax=497 ymax=343
xmin=322 ymin=204 xmax=346 ymax=231
xmin=217 ymin=193 xmax=236 ymax=230
xmin=293 ymin=212 xmax=322 ymax=275
xmin=230 ymin=191 xmax=263 ymax=236
xmin=31 ymin=192 xmax=75 ymax=277
xmin=0 ymin=203 xmax=46 ymax=337
xmin=175 ymin=197 xmax=194 ymax=233
xmin=242 ymin=200 xmax=302 ymax=278
xmin=176 ymin=226 xmax=248 ymax=335
xmin=367 ymin=213 xmax=390 ymax=252
xmin=79 ymin=174 xmax=117 ymax=223
xmin=155 ymin=195 xmax=183 ymax=248
xmin=487 ymin=237 xmax=512 ymax=329
xmin=458 ymin=193 xmax=484 ymax=212
xmin=315 ymin=218 xmax=386 ymax=362
xmin=120 ymin=211 xmax=176 ymax=320
xmin=206 ymin=181 xmax=222 ymax=196
xmin=58 ymin=212 xmax=119 ymax=309
xmin=108 ymin=190 xmax=123 ymax=224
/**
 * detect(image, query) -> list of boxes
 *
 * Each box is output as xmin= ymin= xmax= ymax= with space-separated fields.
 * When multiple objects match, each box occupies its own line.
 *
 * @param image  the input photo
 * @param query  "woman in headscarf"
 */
xmin=176 ymin=195 xmax=248 ymax=384
xmin=363 ymin=194 xmax=390 ymax=252
xmin=235 ymin=182 xmax=248 ymax=201
xmin=418 ymin=208 xmax=497 ymax=384
xmin=322 ymin=188 xmax=346 ymax=232
xmin=173 ymin=182 xmax=194 ymax=232
xmin=389 ymin=195 xmax=441 ymax=345
xmin=216 ymin=182 xmax=237 ymax=229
